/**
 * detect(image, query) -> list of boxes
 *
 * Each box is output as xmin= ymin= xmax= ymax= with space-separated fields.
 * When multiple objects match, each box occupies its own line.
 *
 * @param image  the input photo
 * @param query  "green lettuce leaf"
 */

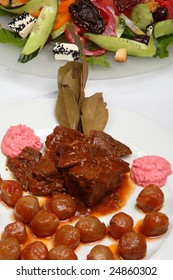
xmin=86 ymin=54 xmax=111 ymax=67
xmin=157 ymin=35 xmax=173 ymax=58
xmin=0 ymin=28 xmax=26 ymax=47
xmin=0 ymin=9 xmax=10 ymax=16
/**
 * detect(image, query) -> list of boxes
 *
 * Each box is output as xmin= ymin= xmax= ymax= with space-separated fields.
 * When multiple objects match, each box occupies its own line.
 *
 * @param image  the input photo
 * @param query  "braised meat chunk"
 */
xmin=57 ymin=142 xmax=93 ymax=168
xmin=28 ymin=177 xmax=64 ymax=196
xmin=45 ymin=126 xmax=86 ymax=161
xmin=87 ymin=130 xmax=132 ymax=158
xmin=7 ymin=146 xmax=42 ymax=191
xmin=7 ymin=147 xmax=64 ymax=196
xmin=64 ymin=156 xmax=130 ymax=207
xmin=56 ymin=129 xmax=131 ymax=169
xmin=6 ymin=126 xmax=132 ymax=205
xmin=33 ymin=156 xmax=62 ymax=181
xmin=30 ymin=156 xmax=65 ymax=195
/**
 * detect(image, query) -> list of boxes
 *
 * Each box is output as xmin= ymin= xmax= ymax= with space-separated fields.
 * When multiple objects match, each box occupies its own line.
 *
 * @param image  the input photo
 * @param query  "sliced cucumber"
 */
xmin=0 ymin=0 xmax=48 ymax=14
xmin=154 ymin=19 xmax=173 ymax=38
xmin=51 ymin=22 xmax=69 ymax=40
xmin=84 ymin=33 xmax=156 ymax=57
xmin=18 ymin=0 xmax=58 ymax=63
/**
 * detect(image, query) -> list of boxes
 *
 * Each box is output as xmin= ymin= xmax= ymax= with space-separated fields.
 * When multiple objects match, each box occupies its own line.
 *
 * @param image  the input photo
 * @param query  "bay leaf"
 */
xmin=55 ymin=86 xmax=80 ymax=130
xmin=55 ymin=31 xmax=109 ymax=134
xmin=81 ymin=92 xmax=109 ymax=137
xmin=56 ymin=60 xmax=84 ymax=130
xmin=65 ymin=24 xmax=88 ymax=108
xmin=66 ymin=23 xmax=84 ymax=55
xmin=78 ymin=61 xmax=88 ymax=109
xmin=82 ymin=59 xmax=89 ymax=89
xmin=58 ymin=61 xmax=82 ymax=103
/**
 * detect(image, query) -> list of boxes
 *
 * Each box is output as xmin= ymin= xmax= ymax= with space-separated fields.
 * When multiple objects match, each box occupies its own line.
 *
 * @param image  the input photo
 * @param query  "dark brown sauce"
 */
xmin=75 ymin=173 xmax=135 ymax=218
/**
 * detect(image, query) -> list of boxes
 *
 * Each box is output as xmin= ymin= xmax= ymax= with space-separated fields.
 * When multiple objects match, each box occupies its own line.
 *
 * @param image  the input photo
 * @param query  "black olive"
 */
xmin=153 ymin=7 xmax=169 ymax=22
xmin=131 ymin=35 xmax=150 ymax=45
xmin=69 ymin=0 xmax=106 ymax=34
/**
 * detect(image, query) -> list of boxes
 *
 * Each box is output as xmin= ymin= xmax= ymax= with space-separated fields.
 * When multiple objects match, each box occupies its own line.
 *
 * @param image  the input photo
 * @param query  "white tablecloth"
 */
xmin=0 ymin=63 xmax=173 ymax=130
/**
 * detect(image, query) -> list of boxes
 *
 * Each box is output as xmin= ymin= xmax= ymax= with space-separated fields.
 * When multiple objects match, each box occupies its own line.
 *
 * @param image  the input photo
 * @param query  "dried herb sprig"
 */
xmin=55 ymin=24 xmax=108 ymax=136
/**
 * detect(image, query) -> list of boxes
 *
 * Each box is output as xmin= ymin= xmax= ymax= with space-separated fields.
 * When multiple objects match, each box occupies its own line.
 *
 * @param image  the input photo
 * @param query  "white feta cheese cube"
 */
xmin=8 ymin=12 xmax=36 ymax=39
xmin=53 ymin=42 xmax=80 ymax=61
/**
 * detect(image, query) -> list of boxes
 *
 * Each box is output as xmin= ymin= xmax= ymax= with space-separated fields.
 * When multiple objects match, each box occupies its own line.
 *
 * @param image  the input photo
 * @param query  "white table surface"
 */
xmin=0 ymin=62 xmax=173 ymax=130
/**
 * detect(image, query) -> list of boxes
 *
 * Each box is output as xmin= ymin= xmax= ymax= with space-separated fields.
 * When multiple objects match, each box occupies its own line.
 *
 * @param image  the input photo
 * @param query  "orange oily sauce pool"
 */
xmin=22 ymin=226 xmax=54 ymax=251
xmin=109 ymin=243 xmax=121 ymax=260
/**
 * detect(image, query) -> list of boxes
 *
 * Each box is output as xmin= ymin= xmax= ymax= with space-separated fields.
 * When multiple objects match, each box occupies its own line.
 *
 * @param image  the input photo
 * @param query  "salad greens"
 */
xmin=1 ymin=0 xmax=173 ymax=65
xmin=131 ymin=3 xmax=153 ymax=30
xmin=85 ymin=54 xmax=111 ymax=67
xmin=0 ymin=9 xmax=10 ymax=16
xmin=157 ymin=34 xmax=173 ymax=58
xmin=0 ymin=27 xmax=27 ymax=47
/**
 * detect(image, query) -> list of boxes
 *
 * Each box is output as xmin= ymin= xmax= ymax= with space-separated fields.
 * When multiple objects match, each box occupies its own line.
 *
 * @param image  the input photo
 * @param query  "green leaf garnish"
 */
xmin=0 ymin=28 xmax=27 ymax=47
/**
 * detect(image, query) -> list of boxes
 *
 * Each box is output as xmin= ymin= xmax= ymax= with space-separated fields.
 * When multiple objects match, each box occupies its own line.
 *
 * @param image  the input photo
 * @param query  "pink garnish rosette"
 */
xmin=1 ymin=124 xmax=43 ymax=158
xmin=131 ymin=155 xmax=172 ymax=187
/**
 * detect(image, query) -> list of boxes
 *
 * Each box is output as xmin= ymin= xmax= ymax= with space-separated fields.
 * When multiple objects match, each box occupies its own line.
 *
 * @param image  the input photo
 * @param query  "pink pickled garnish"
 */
xmin=1 ymin=124 xmax=43 ymax=158
xmin=131 ymin=155 xmax=172 ymax=187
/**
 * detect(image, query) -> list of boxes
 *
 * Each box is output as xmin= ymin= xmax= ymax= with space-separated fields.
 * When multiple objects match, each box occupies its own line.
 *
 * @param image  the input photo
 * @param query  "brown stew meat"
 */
xmin=7 ymin=147 xmax=42 ymax=191
xmin=6 ymin=126 xmax=131 ymax=207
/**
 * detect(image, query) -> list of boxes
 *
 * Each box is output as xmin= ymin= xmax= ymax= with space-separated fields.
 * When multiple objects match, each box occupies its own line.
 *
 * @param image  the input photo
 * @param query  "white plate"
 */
xmin=1 ymin=16 xmax=173 ymax=80
xmin=0 ymin=97 xmax=173 ymax=260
